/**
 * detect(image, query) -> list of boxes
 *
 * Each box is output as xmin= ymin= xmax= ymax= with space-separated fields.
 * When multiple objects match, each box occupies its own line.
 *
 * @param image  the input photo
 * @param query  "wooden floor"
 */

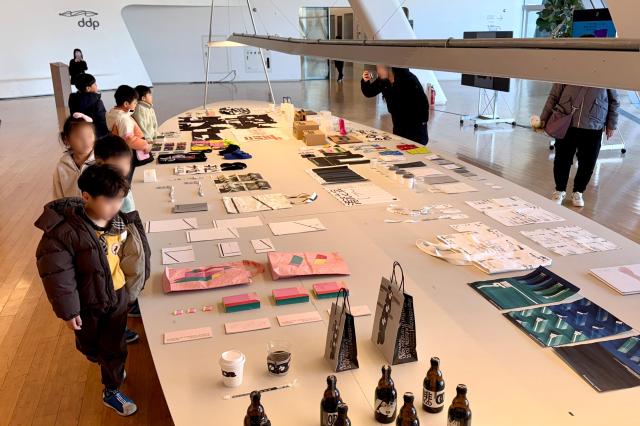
xmin=0 ymin=75 xmax=638 ymax=425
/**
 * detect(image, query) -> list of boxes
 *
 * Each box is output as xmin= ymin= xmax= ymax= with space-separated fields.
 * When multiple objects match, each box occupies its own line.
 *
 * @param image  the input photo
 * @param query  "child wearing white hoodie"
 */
xmin=52 ymin=113 xmax=96 ymax=199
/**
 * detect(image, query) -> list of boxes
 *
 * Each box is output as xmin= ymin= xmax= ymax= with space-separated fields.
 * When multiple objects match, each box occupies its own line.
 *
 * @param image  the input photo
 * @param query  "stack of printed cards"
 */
xmin=272 ymin=286 xmax=310 ymax=305
xmin=313 ymin=281 xmax=348 ymax=299
xmin=223 ymin=293 xmax=261 ymax=313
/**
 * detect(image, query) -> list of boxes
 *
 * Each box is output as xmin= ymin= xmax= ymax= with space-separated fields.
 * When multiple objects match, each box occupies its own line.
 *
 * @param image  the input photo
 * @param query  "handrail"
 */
xmin=230 ymin=33 xmax=640 ymax=52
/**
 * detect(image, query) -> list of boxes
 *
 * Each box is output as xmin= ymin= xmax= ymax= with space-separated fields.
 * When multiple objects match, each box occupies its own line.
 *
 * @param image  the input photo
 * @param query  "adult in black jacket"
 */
xmin=68 ymin=73 xmax=109 ymax=138
xmin=69 ymin=48 xmax=88 ymax=85
xmin=361 ymin=66 xmax=429 ymax=145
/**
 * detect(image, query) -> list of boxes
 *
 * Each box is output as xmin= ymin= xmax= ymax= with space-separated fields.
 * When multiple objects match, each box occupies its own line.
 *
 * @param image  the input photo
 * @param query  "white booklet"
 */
xmin=213 ymin=216 xmax=263 ymax=230
xmin=186 ymin=227 xmax=238 ymax=243
xmin=146 ymin=217 xmax=198 ymax=233
xmin=161 ymin=245 xmax=195 ymax=265
xmin=590 ymin=264 xmax=640 ymax=295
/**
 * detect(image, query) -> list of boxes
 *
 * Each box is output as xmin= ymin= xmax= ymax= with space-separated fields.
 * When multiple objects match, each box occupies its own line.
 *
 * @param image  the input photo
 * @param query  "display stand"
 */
xmin=460 ymin=89 xmax=516 ymax=129
xmin=202 ymin=0 xmax=275 ymax=112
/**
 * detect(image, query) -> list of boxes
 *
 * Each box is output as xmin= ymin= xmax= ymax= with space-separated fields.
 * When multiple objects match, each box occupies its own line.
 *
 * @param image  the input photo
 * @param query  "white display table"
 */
xmin=135 ymin=100 xmax=640 ymax=425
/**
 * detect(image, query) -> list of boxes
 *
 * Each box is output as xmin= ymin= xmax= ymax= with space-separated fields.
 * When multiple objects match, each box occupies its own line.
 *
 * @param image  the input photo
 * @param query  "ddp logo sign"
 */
xmin=59 ymin=10 xmax=100 ymax=30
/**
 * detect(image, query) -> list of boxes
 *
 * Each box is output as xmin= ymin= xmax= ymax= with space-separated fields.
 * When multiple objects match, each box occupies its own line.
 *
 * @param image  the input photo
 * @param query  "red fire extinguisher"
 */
xmin=426 ymin=84 xmax=436 ymax=108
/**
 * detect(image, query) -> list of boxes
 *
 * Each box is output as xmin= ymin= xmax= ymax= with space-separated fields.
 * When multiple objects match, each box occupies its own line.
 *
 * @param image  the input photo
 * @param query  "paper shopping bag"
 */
xmin=324 ymin=289 xmax=359 ymax=372
xmin=162 ymin=260 xmax=263 ymax=293
xmin=371 ymin=261 xmax=418 ymax=365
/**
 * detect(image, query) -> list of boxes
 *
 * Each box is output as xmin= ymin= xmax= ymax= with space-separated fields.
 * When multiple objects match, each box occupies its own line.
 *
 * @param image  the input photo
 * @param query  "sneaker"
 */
xmin=551 ymin=191 xmax=566 ymax=204
xmin=125 ymin=328 xmax=139 ymax=344
xmin=571 ymin=192 xmax=585 ymax=207
xmin=103 ymin=389 xmax=138 ymax=416
xmin=128 ymin=301 xmax=141 ymax=318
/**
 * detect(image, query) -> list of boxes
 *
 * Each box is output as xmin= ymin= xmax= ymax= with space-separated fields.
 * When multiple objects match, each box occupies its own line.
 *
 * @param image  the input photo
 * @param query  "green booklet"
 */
xmin=469 ymin=267 xmax=580 ymax=310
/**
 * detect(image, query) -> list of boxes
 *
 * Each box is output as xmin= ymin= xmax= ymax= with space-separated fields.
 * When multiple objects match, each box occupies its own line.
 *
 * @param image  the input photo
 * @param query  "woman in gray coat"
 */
xmin=539 ymin=84 xmax=620 ymax=207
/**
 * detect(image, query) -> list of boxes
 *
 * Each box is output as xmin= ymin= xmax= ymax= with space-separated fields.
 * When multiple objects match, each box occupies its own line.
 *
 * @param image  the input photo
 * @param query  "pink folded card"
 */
xmin=223 ymin=292 xmax=260 ymax=307
xmin=272 ymin=286 xmax=309 ymax=301
xmin=267 ymin=252 xmax=350 ymax=280
xmin=162 ymin=260 xmax=264 ymax=293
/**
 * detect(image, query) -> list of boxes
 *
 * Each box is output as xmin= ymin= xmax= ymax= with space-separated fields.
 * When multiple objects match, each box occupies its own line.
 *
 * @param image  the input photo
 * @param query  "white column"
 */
xmin=348 ymin=0 xmax=447 ymax=105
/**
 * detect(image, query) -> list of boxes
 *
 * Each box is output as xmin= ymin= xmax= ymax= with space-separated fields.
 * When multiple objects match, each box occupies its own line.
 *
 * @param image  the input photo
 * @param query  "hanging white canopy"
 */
xmin=228 ymin=33 xmax=640 ymax=91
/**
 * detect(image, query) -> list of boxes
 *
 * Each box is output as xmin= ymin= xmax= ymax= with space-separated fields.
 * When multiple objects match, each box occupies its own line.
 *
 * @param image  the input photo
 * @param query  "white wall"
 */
xmin=405 ymin=0 xmax=524 ymax=80
xmin=121 ymin=5 xmax=304 ymax=83
xmin=0 ymin=0 xmax=348 ymax=98
xmin=1 ymin=0 xmax=521 ymax=98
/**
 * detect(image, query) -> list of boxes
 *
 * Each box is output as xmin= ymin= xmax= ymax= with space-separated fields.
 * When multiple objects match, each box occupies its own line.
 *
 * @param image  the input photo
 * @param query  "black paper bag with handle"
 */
xmin=324 ymin=288 xmax=359 ymax=372
xmin=371 ymin=261 xmax=418 ymax=365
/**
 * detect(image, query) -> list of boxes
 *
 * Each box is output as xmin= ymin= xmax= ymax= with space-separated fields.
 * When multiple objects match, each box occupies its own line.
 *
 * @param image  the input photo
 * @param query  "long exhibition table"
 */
xmin=135 ymin=100 xmax=640 ymax=425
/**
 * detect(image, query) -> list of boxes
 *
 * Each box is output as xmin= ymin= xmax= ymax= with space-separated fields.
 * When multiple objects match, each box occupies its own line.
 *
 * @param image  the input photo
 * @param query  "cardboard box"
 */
xmin=303 ymin=130 xmax=326 ymax=146
xmin=293 ymin=121 xmax=320 ymax=140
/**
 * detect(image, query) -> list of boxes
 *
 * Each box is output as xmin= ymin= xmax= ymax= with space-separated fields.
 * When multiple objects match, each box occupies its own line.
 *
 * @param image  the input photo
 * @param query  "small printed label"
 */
xmin=321 ymin=411 xmax=338 ymax=426
xmin=375 ymin=398 xmax=397 ymax=419
xmin=423 ymin=388 xmax=445 ymax=409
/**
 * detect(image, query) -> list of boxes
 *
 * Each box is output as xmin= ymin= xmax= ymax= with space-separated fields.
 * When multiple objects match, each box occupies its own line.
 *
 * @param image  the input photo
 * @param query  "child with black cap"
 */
xmin=68 ymin=73 xmax=109 ymax=138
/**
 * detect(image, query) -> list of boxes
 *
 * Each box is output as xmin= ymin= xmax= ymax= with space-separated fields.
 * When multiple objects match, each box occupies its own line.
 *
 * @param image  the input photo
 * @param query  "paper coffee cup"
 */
xmin=219 ymin=350 xmax=246 ymax=387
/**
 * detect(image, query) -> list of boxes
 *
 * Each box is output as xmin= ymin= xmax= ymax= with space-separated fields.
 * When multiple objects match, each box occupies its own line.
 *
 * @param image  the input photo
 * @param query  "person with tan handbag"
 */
xmin=535 ymin=84 xmax=619 ymax=207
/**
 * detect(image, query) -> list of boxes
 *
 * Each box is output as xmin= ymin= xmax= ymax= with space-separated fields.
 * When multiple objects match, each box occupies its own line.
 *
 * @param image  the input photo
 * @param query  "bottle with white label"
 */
xmin=447 ymin=384 xmax=472 ymax=426
xmin=321 ymin=375 xmax=342 ymax=426
xmin=374 ymin=365 xmax=397 ymax=423
xmin=423 ymin=357 xmax=445 ymax=413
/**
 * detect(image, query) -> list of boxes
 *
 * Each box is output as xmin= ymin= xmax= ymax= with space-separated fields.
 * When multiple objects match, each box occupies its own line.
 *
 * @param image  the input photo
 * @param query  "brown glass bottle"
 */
xmin=244 ymin=391 xmax=271 ymax=426
xmin=447 ymin=384 xmax=472 ymax=426
xmin=396 ymin=392 xmax=420 ymax=426
xmin=375 ymin=365 xmax=397 ymax=423
xmin=334 ymin=403 xmax=352 ymax=426
xmin=423 ymin=357 xmax=445 ymax=413
xmin=321 ymin=375 xmax=343 ymax=426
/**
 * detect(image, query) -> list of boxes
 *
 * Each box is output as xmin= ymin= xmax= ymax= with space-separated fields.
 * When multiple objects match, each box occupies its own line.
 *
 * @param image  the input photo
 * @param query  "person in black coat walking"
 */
xmin=361 ymin=66 xmax=429 ymax=145
xmin=69 ymin=48 xmax=88 ymax=86
xmin=68 ymin=73 xmax=109 ymax=138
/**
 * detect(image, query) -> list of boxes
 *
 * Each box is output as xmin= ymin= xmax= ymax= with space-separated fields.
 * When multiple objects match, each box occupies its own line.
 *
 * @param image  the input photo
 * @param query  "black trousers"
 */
xmin=394 ymin=122 xmax=429 ymax=146
xmin=334 ymin=61 xmax=344 ymax=79
xmin=553 ymin=127 xmax=603 ymax=193
xmin=75 ymin=288 xmax=128 ymax=390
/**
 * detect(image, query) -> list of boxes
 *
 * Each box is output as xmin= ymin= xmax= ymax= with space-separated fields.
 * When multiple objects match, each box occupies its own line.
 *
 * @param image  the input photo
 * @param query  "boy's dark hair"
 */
xmin=114 ymin=85 xmax=138 ymax=106
xmin=74 ymin=73 xmax=96 ymax=92
xmin=60 ymin=114 xmax=95 ymax=144
xmin=135 ymin=85 xmax=152 ymax=100
xmin=78 ymin=164 xmax=130 ymax=198
xmin=94 ymin=135 xmax=133 ymax=162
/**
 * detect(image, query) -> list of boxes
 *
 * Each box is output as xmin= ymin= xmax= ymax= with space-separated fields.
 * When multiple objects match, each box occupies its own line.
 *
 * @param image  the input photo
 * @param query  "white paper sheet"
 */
xmin=213 ymin=216 xmax=263 ymax=230
xmin=186 ymin=227 xmax=239 ymax=243
xmin=466 ymin=197 xmax=564 ymax=227
xmin=590 ymin=264 xmax=640 ymax=295
xmin=147 ymin=217 xmax=198 ymax=233
xmin=222 ymin=193 xmax=292 ymax=214
xmin=162 ymin=245 xmax=195 ymax=265
xmin=429 ymin=182 xmax=478 ymax=194
xmin=431 ymin=222 xmax=552 ymax=274
xmin=268 ymin=218 xmax=327 ymax=236
xmin=325 ymin=182 xmax=397 ymax=206
xmin=521 ymin=226 xmax=618 ymax=256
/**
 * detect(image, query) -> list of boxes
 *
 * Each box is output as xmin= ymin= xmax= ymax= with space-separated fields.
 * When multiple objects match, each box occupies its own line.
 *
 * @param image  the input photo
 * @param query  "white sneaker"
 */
xmin=571 ymin=192 xmax=585 ymax=207
xmin=551 ymin=191 xmax=566 ymax=204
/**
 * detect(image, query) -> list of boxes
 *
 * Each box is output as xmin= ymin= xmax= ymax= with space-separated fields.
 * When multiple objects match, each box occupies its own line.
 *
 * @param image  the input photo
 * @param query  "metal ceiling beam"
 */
xmin=228 ymin=33 xmax=640 ymax=91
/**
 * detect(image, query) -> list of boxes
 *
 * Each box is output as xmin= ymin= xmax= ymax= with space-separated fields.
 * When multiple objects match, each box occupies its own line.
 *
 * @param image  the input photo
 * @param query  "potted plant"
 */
xmin=536 ymin=0 xmax=584 ymax=38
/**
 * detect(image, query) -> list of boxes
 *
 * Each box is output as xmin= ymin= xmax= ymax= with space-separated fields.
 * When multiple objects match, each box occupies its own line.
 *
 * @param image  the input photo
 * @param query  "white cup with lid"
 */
xmin=219 ymin=350 xmax=246 ymax=387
